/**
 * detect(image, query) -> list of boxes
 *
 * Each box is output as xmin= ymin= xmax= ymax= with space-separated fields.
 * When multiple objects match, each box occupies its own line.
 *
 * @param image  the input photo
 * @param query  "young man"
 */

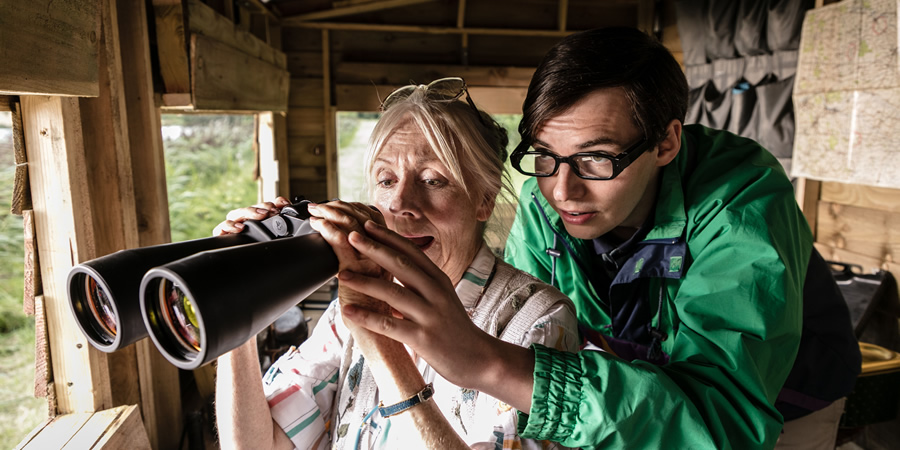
xmin=340 ymin=27 xmax=861 ymax=449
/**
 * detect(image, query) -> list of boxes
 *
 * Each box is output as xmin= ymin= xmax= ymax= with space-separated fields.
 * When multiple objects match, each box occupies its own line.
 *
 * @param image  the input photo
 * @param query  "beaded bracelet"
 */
xmin=378 ymin=383 xmax=435 ymax=418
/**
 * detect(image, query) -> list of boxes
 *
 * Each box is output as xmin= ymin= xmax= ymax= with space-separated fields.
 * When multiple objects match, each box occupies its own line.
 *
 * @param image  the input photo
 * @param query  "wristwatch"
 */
xmin=378 ymin=383 xmax=435 ymax=418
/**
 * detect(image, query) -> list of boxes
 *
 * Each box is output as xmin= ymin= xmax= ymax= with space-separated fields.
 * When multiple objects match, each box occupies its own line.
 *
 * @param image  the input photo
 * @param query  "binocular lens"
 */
xmin=159 ymin=280 xmax=201 ymax=353
xmin=85 ymin=277 xmax=117 ymax=338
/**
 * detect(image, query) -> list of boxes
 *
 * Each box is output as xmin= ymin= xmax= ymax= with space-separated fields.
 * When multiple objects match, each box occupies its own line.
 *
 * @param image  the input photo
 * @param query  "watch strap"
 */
xmin=378 ymin=383 xmax=435 ymax=418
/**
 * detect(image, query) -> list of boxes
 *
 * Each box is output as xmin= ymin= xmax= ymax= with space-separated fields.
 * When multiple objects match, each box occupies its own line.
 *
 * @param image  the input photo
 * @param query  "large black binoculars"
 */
xmin=66 ymin=200 xmax=338 ymax=370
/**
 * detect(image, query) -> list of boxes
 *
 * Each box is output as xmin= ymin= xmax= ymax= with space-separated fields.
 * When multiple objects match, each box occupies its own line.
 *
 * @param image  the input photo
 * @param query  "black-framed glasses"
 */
xmin=380 ymin=77 xmax=487 ymax=127
xmin=510 ymin=137 xmax=654 ymax=180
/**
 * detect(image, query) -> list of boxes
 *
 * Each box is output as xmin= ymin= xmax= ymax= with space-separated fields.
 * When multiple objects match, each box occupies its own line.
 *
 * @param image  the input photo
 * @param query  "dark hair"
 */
xmin=519 ymin=27 xmax=688 ymax=146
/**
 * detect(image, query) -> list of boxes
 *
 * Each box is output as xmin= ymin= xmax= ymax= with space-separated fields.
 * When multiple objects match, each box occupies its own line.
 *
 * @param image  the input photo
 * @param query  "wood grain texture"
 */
xmin=0 ymin=0 xmax=100 ymax=96
xmin=190 ymin=33 xmax=291 ymax=112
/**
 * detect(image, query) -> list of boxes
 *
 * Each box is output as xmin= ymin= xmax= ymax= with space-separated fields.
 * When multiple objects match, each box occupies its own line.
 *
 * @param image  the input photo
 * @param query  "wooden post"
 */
xmin=322 ymin=29 xmax=338 ymax=199
xmin=21 ymin=95 xmax=111 ymax=414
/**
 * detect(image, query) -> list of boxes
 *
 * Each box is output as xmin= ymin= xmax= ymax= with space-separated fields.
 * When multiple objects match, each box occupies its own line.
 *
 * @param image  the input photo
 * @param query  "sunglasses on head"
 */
xmin=381 ymin=77 xmax=488 ymax=127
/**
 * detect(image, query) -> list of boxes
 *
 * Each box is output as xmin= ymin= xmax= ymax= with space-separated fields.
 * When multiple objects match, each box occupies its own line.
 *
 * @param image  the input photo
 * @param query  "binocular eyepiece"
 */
xmin=67 ymin=200 xmax=339 ymax=369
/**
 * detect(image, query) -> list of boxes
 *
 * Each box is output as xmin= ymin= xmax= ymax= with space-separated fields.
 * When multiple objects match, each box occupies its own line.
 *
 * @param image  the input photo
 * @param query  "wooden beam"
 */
xmin=284 ymin=21 xmax=579 ymax=38
xmin=558 ymin=0 xmax=568 ymax=32
xmin=258 ymin=112 xmax=291 ymax=200
xmin=334 ymin=62 xmax=535 ymax=87
xmin=286 ymin=0 xmax=434 ymax=22
xmin=336 ymin=84 xmax=527 ymax=114
xmin=151 ymin=0 xmax=191 ymax=94
xmin=0 ymin=95 xmax=12 ymax=111
xmin=21 ymin=95 xmax=109 ymax=413
xmin=0 ymin=0 xmax=100 ymax=97
xmin=186 ymin=0 xmax=288 ymax=70
xmin=190 ymin=33 xmax=291 ymax=112
xmin=816 ymin=201 xmax=900 ymax=262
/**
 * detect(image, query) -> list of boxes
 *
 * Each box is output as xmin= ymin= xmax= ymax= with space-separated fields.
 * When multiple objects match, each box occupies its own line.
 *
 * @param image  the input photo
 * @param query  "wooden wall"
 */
xmin=279 ymin=0 xmax=662 ymax=202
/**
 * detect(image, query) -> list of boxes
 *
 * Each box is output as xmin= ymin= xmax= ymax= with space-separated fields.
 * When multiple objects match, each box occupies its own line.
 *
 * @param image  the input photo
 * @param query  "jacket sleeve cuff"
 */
xmin=516 ymin=344 xmax=584 ymax=442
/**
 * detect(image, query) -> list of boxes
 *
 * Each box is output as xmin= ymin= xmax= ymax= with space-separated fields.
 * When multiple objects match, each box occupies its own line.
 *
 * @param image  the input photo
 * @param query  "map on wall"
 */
xmin=792 ymin=0 xmax=900 ymax=188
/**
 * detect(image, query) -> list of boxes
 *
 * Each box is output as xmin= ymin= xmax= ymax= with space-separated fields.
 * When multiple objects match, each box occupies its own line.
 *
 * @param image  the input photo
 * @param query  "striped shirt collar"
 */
xmin=455 ymin=240 xmax=495 ymax=311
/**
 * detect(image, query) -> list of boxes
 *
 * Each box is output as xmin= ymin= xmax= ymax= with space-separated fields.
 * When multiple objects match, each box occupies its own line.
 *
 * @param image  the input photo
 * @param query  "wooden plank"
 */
xmin=285 ymin=21 xmax=578 ymax=38
xmin=34 ymin=294 xmax=50 ymax=400
xmin=190 ymin=33 xmax=291 ymax=112
xmin=0 ymin=95 xmax=12 ymax=111
xmin=820 ymin=182 xmax=900 ymax=214
xmin=21 ymin=96 xmax=110 ymax=413
xmin=287 ymin=51 xmax=324 ymax=77
xmin=11 ymin=100 xmax=32 ymax=214
xmin=0 ymin=0 xmax=100 ymax=97
xmin=287 ymin=0 xmax=435 ymax=22
xmin=289 ymin=166 xmax=328 ymax=181
xmin=151 ymin=0 xmax=191 ymax=94
xmin=335 ymin=84 xmax=526 ymax=114
xmin=289 ymin=79 xmax=325 ymax=108
xmin=794 ymin=177 xmax=821 ymax=239
xmin=61 ymin=406 xmax=126 ymax=449
xmin=334 ymin=62 xmax=535 ymax=86
xmin=288 ymin=136 xmax=327 ymax=167
xmin=286 ymin=107 xmax=326 ymax=136
xmin=816 ymin=201 xmax=900 ymax=262
xmin=114 ymin=2 xmax=183 ymax=447
xmin=185 ymin=0 xmax=287 ymax=69
xmin=23 ymin=210 xmax=41 ymax=316
xmin=19 ymin=411 xmax=92 ymax=449
xmin=259 ymin=112 xmax=282 ymax=200
xmin=94 ymin=404 xmax=152 ymax=450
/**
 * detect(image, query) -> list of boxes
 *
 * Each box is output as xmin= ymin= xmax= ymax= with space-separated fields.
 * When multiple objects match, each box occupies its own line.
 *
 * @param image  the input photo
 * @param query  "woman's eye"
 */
xmin=423 ymin=179 xmax=442 ymax=186
xmin=377 ymin=179 xmax=396 ymax=187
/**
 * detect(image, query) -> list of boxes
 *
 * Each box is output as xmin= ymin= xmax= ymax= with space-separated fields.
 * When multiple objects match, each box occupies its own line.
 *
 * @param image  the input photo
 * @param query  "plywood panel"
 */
xmin=816 ymin=201 xmax=900 ymax=262
xmin=0 ymin=0 xmax=100 ymax=96
xmin=190 ymin=34 xmax=291 ymax=112
xmin=820 ymin=182 xmax=900 ymax=214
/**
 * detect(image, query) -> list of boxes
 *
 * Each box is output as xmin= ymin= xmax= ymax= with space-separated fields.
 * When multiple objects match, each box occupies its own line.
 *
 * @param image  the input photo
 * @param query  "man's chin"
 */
xmin=560 ymin=222 xmax=604 ymax=240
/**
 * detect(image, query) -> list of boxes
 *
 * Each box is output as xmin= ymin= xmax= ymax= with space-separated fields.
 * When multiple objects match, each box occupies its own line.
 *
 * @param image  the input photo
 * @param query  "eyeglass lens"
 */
xmin=518 ymin=153 xmax=616 ymax=179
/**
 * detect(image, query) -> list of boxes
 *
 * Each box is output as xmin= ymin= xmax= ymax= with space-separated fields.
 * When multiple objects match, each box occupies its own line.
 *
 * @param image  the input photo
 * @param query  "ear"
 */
xmin=476 ymin=192 xmax=495 ymax=222
xmin=655 ymin=119 xmax=682 ymax=167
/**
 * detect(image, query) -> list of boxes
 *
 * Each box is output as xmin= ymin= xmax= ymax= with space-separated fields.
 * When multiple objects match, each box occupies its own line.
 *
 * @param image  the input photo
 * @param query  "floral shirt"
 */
xmin=263 ymin=242 xmax=579 ymax=449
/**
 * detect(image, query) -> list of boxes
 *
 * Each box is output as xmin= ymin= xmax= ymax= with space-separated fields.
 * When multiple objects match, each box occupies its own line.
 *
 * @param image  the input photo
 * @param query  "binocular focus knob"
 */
xmin=271 ymin=216 xmax=290 ymax=237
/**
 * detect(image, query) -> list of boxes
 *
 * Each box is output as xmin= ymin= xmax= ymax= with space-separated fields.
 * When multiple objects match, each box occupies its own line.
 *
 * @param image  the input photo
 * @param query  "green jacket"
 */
xmin=504 ymin=125 xmax=816 ymax=449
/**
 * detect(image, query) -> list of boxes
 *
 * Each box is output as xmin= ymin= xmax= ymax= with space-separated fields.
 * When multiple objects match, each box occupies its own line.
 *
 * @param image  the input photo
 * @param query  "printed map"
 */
xmin=792 ymin=0 xmax=900 ymax=188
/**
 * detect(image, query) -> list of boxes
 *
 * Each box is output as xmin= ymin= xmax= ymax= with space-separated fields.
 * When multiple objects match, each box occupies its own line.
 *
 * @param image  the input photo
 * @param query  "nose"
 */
xmin=552 ymin=163 xmax=584 ymax=202
xmin=386 ymin=178 xmax=421 ymax=217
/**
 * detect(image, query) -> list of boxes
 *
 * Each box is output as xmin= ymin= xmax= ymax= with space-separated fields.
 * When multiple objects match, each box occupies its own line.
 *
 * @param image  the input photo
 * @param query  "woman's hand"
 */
xmin=335 ymin=220 xmax=493 ymax=387
xmin=306 ymin=201 xmax=393 ymax=316
xmin=212 ymin=196 xmax=292 ymax=236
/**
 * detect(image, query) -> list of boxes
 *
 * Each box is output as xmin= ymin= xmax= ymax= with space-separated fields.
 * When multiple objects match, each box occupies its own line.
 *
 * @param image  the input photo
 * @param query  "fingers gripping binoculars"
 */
xmin=66 ymin=200 xmax=338 ymax=370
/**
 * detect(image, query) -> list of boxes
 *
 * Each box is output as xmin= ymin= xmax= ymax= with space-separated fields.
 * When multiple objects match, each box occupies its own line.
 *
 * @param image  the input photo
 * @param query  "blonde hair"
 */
xmin=364 ymin=86 xmax=515 ymax=240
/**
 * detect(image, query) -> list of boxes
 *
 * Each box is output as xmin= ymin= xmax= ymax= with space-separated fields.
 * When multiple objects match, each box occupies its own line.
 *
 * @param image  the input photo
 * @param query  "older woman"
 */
xmin=214 ymin=78 xmax=579 ymax=450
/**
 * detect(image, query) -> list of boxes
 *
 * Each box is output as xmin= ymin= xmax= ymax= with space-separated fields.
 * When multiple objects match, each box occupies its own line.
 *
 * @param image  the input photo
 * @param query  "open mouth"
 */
xmin=406 ymin=236 xmax=435 ymax=250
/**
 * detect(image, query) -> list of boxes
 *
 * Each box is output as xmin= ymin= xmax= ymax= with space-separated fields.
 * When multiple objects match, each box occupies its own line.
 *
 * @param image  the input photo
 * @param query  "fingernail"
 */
xmin=342 ymin=304 xmax=357 ymax=317
xmin=234 ymin=222 xmax=244 ymax=229
xmin=338 ymin=270 xmax=354 ymax=280
xmin=256 ymin=208 xmax=269 ymax=215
